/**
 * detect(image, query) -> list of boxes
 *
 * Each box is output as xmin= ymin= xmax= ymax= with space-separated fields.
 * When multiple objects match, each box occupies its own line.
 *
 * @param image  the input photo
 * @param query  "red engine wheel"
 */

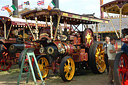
xmin=0 ymin=50 xmax=12 ymax=71
xmin=83 ymin=28 xmax=94 ymax=48
xmin=19 ymin=50 xmax=34 ymax=72
xmin=114 ymin=52 xmax=128 ymax=85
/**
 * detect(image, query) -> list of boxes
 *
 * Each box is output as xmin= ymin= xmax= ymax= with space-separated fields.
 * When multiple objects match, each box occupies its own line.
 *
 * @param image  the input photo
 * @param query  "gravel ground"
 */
xmin=0 ymin=65 xmax=110 ymax=85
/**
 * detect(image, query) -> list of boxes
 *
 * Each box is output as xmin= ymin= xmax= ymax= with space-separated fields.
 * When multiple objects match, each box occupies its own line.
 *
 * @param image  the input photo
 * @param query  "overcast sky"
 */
xmin=0 ymin=0 xmax=113 ymax=17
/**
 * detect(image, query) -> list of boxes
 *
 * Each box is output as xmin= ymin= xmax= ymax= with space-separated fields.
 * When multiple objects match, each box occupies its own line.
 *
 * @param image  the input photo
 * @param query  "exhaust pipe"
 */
xmin=9 ymin=44 xmax=35 ymax=53
xmin=12 ymin=0 xmax=18 ymax=17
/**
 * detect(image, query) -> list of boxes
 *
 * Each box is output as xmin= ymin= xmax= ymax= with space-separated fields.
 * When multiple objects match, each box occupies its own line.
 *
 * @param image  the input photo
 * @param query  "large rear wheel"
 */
xmin=89 ymin=42 xmax=106 ymax=74
xmin=34 ymin=55 xmax=49 ymax=80
xmin=60 ymin=56 xmax=75 ymax=82
xmin=0 ymin=49 xmax=12 ymax=71
xmin=114 ymin=52 xmax=128 ymax=85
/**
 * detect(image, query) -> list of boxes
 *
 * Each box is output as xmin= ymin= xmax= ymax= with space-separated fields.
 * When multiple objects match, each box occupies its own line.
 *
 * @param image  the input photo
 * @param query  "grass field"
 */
xmin=0 ymin=65 xmax=110 ymax=85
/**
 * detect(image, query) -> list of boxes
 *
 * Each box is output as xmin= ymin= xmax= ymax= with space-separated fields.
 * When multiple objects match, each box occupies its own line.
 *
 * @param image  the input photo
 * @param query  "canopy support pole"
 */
xmin=24 ymin=17 xmax=36 ymax=41
xmin=4 ymin=24 xmax=7 ymax=40
xmin=54 ymin=15 xmax=61 ymax=40
xmin=106 ymin=11 xmax=119 ymax=38
xmin=50 ymin=16 xmax=53 ymax=40
xmin=35 ymin=17 xmax=39 ymax=40
xmin=96 ymin=24 xmax=98 ymax=41
xmin=82 ymin=24 xmax=83 ymax=31
xmin=119 ymin=8 xmax=122 ymax=38
xmin=23 ymin=27 xmax=25 ymax=42
xmin=7 ymin=24 xmax=12 ymax=39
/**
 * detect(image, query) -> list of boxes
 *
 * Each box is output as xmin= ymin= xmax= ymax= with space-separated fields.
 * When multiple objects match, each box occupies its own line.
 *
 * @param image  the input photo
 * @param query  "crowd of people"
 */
xmin=103 ymin=36 xmax=125 ymax=85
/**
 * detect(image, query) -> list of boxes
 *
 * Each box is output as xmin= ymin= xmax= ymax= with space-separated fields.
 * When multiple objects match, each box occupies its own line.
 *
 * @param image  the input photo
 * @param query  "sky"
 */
xmin=0 ymin=0 xmax=113 ymax=18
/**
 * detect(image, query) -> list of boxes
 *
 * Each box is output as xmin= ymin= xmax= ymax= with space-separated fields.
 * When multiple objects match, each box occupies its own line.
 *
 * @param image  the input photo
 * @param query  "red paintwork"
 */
xmin=0 ymin=39 xmax=16 ymax=43
xmin=62 ymin=43 xmax=74 ymax=55
xmin=25 ymin=44 xmax=35 ymax=48
xmin=23 ymin=57 xmax=34 ymax=72
xmin=73 ymin=37 xmax=78 ymax=45
xmin=118 ymin=53 xmax=128 ymax=85
xmin=121 ymin=38 xmax=128 ymax=44
xmin=72 ymin=49 xmax=88 ymax=62
xmin=114 ymin=42 xmax=118 ymax=50
xmin=16 ymin=53 xmax=20 ymax=57
xmin=80 ymin=49 xmax=88 ymax=61
xmin=78 ymin=37 xmax=81 ymax=45
xmin=72 ymin=53 xmax=80 ymax=62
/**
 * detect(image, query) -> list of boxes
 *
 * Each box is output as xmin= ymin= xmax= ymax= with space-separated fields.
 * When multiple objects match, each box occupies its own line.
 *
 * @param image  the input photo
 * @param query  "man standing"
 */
xmin=103 ymin=36 xmax=110 ymax=74
xmin=107 ymin=38 xmax=117 ymax=84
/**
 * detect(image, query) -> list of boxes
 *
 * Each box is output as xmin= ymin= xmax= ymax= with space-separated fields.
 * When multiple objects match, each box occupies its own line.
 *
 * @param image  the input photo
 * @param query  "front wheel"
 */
xmin=33 ymin=55 xmax=49 ymax=80
xmin=60 ymin=56 xmax=75 ymax=82
xmin=114 ymin=52 xmax=128 ymax=85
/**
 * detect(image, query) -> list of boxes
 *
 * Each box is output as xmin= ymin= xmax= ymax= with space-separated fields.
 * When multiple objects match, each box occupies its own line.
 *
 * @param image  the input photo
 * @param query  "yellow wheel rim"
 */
xmin=64 ymin=58 xmax=75 ymax=81
xmin=95 ymin=44 xmax=106 ymax=73
xmin=38 ymin=57 xmax=49 ymax=78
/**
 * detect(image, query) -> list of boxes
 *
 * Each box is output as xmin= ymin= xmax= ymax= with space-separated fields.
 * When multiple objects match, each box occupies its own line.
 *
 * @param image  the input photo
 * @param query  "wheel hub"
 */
xmin=86 ymin=33 xmax=93 ymax=47
xmin=65 ymin=65 xmax=72 ymax=72
xmin=47 ymin=47 xmax=54 ymax=54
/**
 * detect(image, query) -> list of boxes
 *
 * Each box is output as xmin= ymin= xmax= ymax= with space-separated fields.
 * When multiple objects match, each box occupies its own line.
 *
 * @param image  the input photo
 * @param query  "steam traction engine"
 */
xmin=20 ymin=9 xmax=108 ymax=81
xmin=0 ymin=16 xmax=48 ymax=71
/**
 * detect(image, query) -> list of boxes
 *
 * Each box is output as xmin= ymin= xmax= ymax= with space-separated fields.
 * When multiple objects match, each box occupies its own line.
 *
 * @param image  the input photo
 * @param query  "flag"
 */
xmin=5 ymin=7 xmax=11 ymax=13
xmin=24 ymin=1 xmax=30 ymax=5
xmin=48 ymin=1 xmax=55 ymax=10
xmin=1 ymin=5 xmax=9 ymax=11
xmin=18 ymin=4 xmax=23 ymax=9
xmin=11 ymin=5 xmax=17 ymax=11
xmin=37 ymin=0 xmax=44 ymax=6
xmin=5 ymin=5 xmax=17 ymax=13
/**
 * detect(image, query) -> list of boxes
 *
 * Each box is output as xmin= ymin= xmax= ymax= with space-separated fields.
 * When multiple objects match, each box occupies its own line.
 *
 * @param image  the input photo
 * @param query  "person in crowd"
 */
xmin=103 ymin=36 xmax=110 ymax=74
xmin=121 ymin=36 xmax=128 ymax=54
xmin=107 ymin=38 xmax=118 ymax=85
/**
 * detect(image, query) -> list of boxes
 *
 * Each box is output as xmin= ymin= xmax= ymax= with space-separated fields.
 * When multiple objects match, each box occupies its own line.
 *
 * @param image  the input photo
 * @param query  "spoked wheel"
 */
xmin=89 ymin=42 xmax=106 ymax=74
xmin=114 ymin=52 xmax=128 ymax=85
xmin=18 ymin=50 xmax=34 ymax=72
xmin=83 ymin=28 xmax=94 ymax=48
xmin=0 ymin=50 xmax=12 ymax=71
xmin=60 ymin=56 xmax=75 ymax=82
xmin=34 ymin=55 xmax=49 ymax=80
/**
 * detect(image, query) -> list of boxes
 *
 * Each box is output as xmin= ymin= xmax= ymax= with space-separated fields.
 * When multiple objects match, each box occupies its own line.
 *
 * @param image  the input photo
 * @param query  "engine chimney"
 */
xmin=100 ymin=0 xmax=104 ymax=19
xmin=12 ymin=0 xmax=18 ymax=17
xmin=53 ymin=0 xmax=59 ymax=8
xmin=53 ymin=0 xmax=59 ymax=28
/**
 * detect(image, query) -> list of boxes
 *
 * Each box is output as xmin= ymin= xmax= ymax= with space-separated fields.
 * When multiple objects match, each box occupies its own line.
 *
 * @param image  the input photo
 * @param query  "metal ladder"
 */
xmin=17 ymin=48 xmax=45 ymax=85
